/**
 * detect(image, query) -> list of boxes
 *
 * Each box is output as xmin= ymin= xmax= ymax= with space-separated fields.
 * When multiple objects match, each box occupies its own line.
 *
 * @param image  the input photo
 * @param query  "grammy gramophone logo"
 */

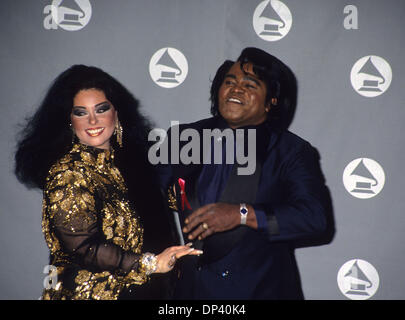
xmin=337 ymin=259 xmax=379 ymax=300
xmin=343 ymin=158 xmax=385 ymax=199
xmin=44 ymin=0 xmax=92 ymax=31
xmin=350 ymin=56 xmax=392 ymax=97
xmin=253 ymin=0 xmax=292 ymax=41
xmin=149 ymin=48 xmax=189 ymax=88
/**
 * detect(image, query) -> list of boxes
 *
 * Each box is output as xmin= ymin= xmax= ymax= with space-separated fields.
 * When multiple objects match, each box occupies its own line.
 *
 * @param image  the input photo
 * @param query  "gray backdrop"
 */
xmin=1 ymin=0 xmax=404 ymax=300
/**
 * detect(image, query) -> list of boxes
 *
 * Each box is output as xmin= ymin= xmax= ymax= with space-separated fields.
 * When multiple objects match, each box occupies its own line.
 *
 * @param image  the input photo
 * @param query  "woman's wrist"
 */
xmin=140 ymin=252 xmax=158 ymax=275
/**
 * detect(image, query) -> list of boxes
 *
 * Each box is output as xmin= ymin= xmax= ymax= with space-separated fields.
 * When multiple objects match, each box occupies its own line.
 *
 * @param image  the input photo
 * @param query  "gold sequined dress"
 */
xmin=41 ymin=143 xmax=150 ymax=300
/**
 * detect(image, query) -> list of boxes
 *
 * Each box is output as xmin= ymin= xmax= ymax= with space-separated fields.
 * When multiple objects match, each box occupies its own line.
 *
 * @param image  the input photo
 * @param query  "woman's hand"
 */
xmin=155 ymin=244 xmax=202 ymax=273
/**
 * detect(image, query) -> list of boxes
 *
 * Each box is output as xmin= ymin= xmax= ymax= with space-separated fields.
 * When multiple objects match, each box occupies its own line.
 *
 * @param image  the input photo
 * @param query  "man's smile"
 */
xmin=226 ymin=96 xmax=244 ymax=105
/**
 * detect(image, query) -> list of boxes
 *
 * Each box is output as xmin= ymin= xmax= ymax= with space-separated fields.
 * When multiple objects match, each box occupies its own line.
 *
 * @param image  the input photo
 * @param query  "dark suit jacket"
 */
xmin=159 ymin=116 xmax=330 ymax=300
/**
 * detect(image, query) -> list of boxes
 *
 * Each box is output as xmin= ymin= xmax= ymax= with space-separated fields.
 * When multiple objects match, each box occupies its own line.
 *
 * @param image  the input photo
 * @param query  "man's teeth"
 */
xmin=228 ymin=98 xmax=242 ymax=104
xmin=87 ymin=128 xmax=104 ymax=134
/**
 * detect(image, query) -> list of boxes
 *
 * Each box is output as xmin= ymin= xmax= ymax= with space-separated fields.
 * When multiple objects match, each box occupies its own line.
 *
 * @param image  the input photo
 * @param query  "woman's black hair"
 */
xmin=14 ymin=65 xmax=176 ymax=265
xmin=210 ymin=47 xmax=297 ymax=130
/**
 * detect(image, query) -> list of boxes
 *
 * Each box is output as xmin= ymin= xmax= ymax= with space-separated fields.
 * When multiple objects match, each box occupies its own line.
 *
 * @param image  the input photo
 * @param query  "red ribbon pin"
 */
xmin=178 ymin=178 xmax=191 ymax=211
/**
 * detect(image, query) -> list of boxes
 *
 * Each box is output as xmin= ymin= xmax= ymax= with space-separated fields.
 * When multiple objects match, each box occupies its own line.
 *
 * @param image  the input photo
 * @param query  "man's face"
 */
xmin=218 ymin=62 xmax=269 ymax=128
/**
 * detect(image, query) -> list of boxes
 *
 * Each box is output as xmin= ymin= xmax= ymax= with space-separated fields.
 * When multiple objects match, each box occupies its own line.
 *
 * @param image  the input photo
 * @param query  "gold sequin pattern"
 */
xmin=167 ymin=187 xmax=178 ymax=211
xmin=41 ymin=143 xmax=147 ymax=300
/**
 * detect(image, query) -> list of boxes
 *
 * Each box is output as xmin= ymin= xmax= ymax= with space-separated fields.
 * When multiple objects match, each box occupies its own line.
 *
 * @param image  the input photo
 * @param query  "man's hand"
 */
xmin=183 ymin=203 xmax=239 ymax=240
xmin=182 ymin=203 xmax=256 ymax=240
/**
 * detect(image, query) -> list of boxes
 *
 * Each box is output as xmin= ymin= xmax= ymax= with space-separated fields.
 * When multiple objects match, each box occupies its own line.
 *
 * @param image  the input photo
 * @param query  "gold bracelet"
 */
xmin=140 ymin=252 xmax=157 ymax=275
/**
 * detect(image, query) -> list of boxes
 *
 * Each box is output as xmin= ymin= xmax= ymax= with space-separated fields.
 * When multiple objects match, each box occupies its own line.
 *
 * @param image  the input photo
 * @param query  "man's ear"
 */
xmin=265 ymin=98 xmax=277 ymax=112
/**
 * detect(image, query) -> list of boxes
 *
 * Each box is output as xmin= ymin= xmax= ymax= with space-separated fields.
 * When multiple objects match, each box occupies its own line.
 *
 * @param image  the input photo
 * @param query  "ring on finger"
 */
xmin=202 ymin=222 xmax=209 ymax=230
xmin=168 ymin=254 xmax=176 ymax=268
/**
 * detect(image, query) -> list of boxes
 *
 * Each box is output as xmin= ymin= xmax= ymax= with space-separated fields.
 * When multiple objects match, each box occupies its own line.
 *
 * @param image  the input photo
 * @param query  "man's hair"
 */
xmin=210 ymin=47 xmax=297 ymax=129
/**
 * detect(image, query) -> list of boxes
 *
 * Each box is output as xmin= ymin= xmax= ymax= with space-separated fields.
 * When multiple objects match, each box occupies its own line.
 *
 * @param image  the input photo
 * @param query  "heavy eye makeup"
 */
xmin=71 ymin=102 xmax=111 ymax=117
xmin=95 ymin=103 xmax=112 ymax=113
xmin=71 ymin=107 xmax=87 ymax=117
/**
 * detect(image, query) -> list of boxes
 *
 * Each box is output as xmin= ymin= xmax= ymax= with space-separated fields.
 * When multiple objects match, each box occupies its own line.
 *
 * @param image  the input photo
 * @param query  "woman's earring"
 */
xmin=70 ymin=123 xmax=75 ymax=144
xmin=271 ymin=98 xmax=278 ymax=106
xmin=116 ymin=121 xmax=123 ymax=148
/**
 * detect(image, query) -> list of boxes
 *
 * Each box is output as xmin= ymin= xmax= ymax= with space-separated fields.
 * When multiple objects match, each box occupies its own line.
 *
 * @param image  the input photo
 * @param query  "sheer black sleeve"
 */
xmin=42 ymin=167 xmax=148 ymax=281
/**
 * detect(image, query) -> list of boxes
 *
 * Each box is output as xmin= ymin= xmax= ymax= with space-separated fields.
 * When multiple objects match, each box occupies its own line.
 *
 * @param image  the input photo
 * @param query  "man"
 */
xmin=163 ymin=47 xmax=332 ymax=299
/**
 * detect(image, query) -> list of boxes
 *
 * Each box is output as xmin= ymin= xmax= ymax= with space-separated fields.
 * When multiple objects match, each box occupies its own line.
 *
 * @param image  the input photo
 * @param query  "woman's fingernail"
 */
xmin=186 ymin=242 xmax=193 ymax=247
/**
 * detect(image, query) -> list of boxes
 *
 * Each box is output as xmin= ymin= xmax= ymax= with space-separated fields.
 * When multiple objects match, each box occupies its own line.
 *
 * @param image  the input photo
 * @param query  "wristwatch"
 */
xmin=240 ymin=203 xmax=248 ymax=225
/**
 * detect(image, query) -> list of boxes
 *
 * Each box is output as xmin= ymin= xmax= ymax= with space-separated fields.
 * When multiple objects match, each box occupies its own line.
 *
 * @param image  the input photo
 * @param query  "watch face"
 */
xmin=240 ymin=204 xmax=248 ymax=215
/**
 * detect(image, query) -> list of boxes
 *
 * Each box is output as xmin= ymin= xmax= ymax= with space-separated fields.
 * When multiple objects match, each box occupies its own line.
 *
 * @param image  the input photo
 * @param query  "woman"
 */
xmin=14 ymin=65 xmax=201 ymax=300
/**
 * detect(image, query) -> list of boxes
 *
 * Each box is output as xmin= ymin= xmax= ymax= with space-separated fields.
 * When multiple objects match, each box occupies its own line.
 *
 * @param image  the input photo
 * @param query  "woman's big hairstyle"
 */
xmin=15 ymin=65 xmax=175 ymax=257
xmin=15 ymin=65 xmax=149 ymax=189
